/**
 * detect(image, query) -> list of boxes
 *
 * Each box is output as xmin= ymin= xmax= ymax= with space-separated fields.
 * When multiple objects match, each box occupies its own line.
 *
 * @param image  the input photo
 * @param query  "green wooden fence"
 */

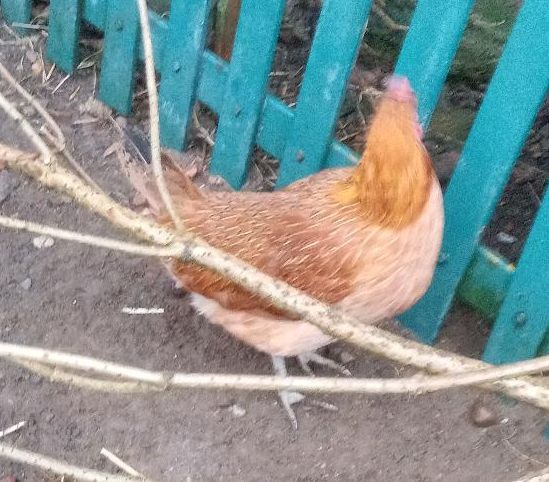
xmin=1 ymin=0 xmax=548 ymax=364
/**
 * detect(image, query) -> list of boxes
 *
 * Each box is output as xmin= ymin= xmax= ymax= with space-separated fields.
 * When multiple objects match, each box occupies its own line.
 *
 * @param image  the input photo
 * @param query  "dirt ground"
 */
xmin=1 ymin=10 xmax=549 ymax=482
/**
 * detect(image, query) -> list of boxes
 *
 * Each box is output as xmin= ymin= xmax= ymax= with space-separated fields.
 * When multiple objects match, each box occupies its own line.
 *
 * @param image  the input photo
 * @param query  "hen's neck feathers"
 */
xmin=333 ymin=90 xmax=435 ymax=229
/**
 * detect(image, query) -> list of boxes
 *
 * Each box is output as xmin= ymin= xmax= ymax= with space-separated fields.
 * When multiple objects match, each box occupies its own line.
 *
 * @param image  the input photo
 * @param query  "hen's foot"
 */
xmin=271 ymin=355 xmax=341 ymax=429
xmin=271 ymin=356 xmax=304 ymax=430
xmin=297 ymin=351 xmax=352 ymax=377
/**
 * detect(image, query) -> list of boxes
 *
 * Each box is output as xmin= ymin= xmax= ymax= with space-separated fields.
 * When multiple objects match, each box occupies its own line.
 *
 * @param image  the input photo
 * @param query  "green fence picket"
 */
xmin=483 ymin=189 xmax=549 ymax=363
xmin=98 ymin=0 xmax=140 ymax=115
xmin=276 ymin=0 xmax=371 ymax=188
xmin=47 ymin=0 xmax=82 ymax=73
xmin=401 ymin=0 xmax=549 ymax=343
xmin=209 ymin=0 xmax=286 ymax=189
xmin=159 ymin=0 xmax=213 ymax=150
xmin=1 ymin=0 xmax=32 ymax=31
xmin=396 ymin=0 xmax=475 ymax=127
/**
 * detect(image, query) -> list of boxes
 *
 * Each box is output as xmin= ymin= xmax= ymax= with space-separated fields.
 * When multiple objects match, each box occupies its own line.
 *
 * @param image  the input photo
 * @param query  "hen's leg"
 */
xmin=297 ymin=351 xmax=352 ymax=376
xmin=271 ymin=356 xmax=304 ymax=430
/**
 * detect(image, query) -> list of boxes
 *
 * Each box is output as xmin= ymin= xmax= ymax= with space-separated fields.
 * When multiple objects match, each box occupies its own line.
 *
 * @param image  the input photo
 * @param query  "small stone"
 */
xmin=496 ymin=232 xmax=517 ymax=244
xmin=20 ymin=278 xmax=32 ymax=290
xmin=228 ymin=404 xmax=246 ymax=417
xmin=469 ymin=400 xmax=498 ymax=428
xmin=32 ymin=236 xmax=55 ymax=249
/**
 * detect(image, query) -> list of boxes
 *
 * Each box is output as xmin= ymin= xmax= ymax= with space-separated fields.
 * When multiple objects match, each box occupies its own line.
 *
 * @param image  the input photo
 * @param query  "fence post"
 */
xmin=159 ymin=0 xmax=214 ymax=150
xmin=395 ymin=0 xmax=475 ymax=128
xmin=1 ymin=0 xmax=32 ymax=30
xmin=47 ymin=0 xmax=83 ymax=73
xmin=401 ymin=0 xmax=549 ymax=343
xmin=483 ymin=191 xmax=549 ymax=363
xmin=209 ymin=0 xmax=286 ymax=188
xmin=98 ymin=0 xmax=140 ymax=115
xmin=276 ymin=0 xmax=371 ymax=188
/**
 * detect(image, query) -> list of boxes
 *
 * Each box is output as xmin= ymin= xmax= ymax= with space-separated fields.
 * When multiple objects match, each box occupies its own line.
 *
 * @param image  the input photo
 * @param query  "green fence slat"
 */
xmin=47 ymin=0 xmax=82 ymax=73
xmin=209 ymin=0 xmax=286 ymax=189
xmin=275 ymin=0 xmax=371 ymax=188
xmin=82 ymin=2 xmax=358 ymax=168
xmin=401 ymin=0 xmax=549 ymax=343
xmin=98 ymin=0 xmax=140 ymax=115
xmin=1 ymin=0 xmax=32 ymax=33
xmin=395 ymin=0 xmax=475 ymax=127
xmin=83 ymin=0 xmax=107 ymax=26
xmin=197 ymin=51 xmax=360 ymax=170
xmin=483 ymin=190 xmax=549 ymax=364
xmin=457 ymin=246 xmax=514 ymax=321
xmin=159 ymin=0 xmax=213 ymax=150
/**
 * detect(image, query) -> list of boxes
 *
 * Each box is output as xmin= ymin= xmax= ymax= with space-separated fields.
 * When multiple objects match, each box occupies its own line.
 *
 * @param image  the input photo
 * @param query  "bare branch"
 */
xmin=0 ymin=60 xmax=65 ymax=147
xmin=514 ymin=465 xmax=549 ymax=482
xmin=100 ymin=448 xmax=145 ymax=478
xmin=3 ymin=342 xmax=549 ymax=396
xmin=135 ymin=0 xmax=184 ymax=232
xmin=12 ymin=359 xmax=160 ymax=393
xmin=0 ymin=442 xmax=154 ymax=482
xmin=0 ymin=89 xmax=52 ymax=164
xmin=0 ymin=60 xmax=102 ymax=190
xmin=2 ymin=142 xmax=549 ymax=410
xmin=0 ymin=215 xmax=180 ymax=258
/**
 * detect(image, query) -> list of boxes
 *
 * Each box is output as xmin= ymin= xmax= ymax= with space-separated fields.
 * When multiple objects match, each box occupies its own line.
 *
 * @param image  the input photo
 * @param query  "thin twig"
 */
xmin=13 ymin=359 xmax=159 ymax=393
xmin=0 ymin=443 xmax=151 ymax=482
xmin=0 ymin=60 xmax=101 ymax=189
xmin=10 ymin=23 xmax=47 ymax=31
xmin=0 ymin=90 xmax=52 ymax=164
xmin=39 ymin=126 xmax=104 ymax=191
xmin=0 ymin=60 xmax=64 ymax=147
xmin=100 ymin=448 xmax=143 ymax=478
xmin=515 ymin=466 xmax=549 ymax=482
xmin=192 ymin=110 xmax=215 ymax=147
xmin=0 ymin=421 xmax=26 ymax=439
xmin=2 ymin=143 xmax=549 ymax=410
xmin=3 ymin=342 xmax=549 ymax=396
xmin=0 ymin=215 xmax=180 ymax=258
xmin=51 ymin=73 xmax=70 ymax=94
xmin=135 ymin=0 xmax=184 ymax=232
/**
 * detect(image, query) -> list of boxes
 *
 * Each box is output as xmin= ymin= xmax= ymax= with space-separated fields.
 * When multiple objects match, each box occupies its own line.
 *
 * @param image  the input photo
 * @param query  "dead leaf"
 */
xmin=31 ymin=60 xmax=42 ymax=77
xmin=79 ymin=97 xmax=112 ymax=120
xmin=103 ymin=142 xmax=121 ymax=159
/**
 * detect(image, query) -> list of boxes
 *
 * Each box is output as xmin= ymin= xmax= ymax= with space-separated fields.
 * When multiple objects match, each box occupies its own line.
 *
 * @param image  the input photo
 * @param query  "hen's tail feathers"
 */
xmin=116 ymin=121 xmax=203 ymax=218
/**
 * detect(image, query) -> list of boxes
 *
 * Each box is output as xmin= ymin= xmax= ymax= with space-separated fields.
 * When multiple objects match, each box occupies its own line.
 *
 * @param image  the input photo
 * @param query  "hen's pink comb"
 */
xmin=386 ymin=75 xmax=415 ymax=102
xmin=385 ymin=75 xmax=423 ymax=138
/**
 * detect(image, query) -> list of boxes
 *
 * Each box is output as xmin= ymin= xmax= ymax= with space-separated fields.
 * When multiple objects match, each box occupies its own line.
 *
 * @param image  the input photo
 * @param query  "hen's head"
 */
xmin=334 ymin=75 xmax=435 ymax=228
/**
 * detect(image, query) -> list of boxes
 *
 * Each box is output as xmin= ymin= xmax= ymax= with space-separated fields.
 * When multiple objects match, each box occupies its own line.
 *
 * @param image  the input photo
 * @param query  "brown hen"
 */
xmin=125 ymin=75 xmax=444 ymax=427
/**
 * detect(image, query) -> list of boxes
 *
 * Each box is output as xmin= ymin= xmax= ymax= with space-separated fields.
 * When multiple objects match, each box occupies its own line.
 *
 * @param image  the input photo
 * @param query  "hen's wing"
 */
xmin=166 ymin=188 xmax=362 ymax=317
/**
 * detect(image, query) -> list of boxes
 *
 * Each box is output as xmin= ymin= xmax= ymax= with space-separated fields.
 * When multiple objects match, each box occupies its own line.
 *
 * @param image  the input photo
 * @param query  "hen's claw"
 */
xmin=278 ymin=390 xmax=305 ymax=430
xmin=271 ymin=356 xmax=305 ymax=430
xmin=297 ymin=351 xmax=352 ymax=377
